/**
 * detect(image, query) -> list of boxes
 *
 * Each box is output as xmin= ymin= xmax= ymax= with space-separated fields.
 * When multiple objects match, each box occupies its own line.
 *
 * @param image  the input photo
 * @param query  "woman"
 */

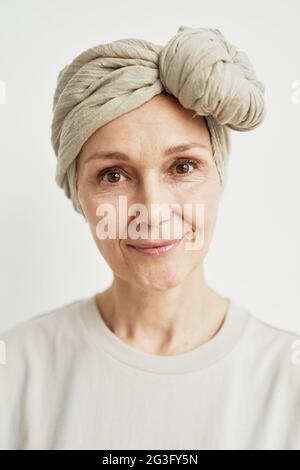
xmin=1 ymin=26 xmax=299 ymax=450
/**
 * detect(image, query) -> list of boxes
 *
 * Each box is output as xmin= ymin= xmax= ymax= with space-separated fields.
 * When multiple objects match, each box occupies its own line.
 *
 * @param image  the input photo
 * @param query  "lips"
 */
xmin=127 ymin=238 xmax=183 ymax=257
xmin=128 ymin=239 xmax=181 ymax=249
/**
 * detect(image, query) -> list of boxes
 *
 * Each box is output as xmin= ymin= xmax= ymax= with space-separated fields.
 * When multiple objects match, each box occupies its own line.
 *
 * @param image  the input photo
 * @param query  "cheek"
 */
xmin=85 ymin=196 xmax=129 ymax=248
xmin=203 ymin=185 xmax=220 ymax=221
xmin=77 ymin=181 xmax=96 ymax=218
xmin=181 ymin=179 xmax=220 ymax=235
xmin=95 ymin=238 xmax=120 ymax=267
xmin=200 ymin=187 xmax=220 ymax=248
xmin=76 ymin=185 xmax=106 ymax=240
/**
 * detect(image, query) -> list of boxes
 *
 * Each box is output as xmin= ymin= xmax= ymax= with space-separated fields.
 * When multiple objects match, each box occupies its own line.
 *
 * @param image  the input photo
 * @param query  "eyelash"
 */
xmin=96 ymin=158 xmax=203 ymax=185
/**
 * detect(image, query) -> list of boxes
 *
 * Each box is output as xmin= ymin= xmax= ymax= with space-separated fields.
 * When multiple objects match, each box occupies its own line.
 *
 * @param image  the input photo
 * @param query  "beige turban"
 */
xmin=51 ymin=25 xmax=266 ymax=216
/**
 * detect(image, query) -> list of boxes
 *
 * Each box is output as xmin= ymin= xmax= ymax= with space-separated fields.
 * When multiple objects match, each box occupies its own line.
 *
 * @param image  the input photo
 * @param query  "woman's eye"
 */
xmin=172 ymin=159 xmax=199 ymax=175
xmin=97 ymin=167 xmax=126 ymax=184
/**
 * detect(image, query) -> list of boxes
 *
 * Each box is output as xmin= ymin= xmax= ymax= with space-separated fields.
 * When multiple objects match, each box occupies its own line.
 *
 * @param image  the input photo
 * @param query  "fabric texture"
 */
xmin=50 ymin=26 xmax=266 ymax=215
xmin=0 ymin=295 xmax=299 ymax=450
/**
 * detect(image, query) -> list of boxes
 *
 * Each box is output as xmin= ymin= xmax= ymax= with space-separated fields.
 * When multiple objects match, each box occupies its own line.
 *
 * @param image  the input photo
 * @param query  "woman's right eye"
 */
xmin=97 ymin=167 xmax=127 ymax=184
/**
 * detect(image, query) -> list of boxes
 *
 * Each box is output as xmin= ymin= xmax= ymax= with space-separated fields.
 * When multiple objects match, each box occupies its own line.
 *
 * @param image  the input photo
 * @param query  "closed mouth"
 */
xmin=127 ymin=239 xmax=181 ymax=249
xmin=127 ymin=237 xmax=184 ymax=257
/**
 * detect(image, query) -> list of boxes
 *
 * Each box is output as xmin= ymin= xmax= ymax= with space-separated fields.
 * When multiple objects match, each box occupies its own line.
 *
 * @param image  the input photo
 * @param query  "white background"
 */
xmin=0 ymin=0 xmax=299 ymax=333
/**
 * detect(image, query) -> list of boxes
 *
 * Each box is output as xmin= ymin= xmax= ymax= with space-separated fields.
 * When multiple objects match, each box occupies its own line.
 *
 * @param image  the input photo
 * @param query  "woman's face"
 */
xmin=76 ymin=92 xmax=221 ymax=291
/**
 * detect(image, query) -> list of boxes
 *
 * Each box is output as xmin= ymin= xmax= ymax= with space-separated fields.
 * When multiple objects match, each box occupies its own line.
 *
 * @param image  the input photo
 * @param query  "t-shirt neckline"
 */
xmin=79 ymin=293 xmax=250 ymax=375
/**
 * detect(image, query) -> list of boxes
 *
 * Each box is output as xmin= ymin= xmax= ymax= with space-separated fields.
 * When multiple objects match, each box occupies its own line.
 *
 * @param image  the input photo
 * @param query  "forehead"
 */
xmin=79 ymin=92 xmax=211 ymax=159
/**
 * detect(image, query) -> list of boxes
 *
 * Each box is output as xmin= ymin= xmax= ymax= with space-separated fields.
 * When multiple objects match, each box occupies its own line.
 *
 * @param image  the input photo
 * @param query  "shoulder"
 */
xmin=244 ymin=307 xmax=300 ymax=355
xmin=0 ymin=298 xmax=88 ymax=449
xmin=0 ymin=296 xmax=91 ymax=418
xmin=231 ymin=302 xmax=300 ymax=448
xmin=0 ymin=297 xmax=89 ymax=371
xmin=237 ymin=303 xmax=300 ymax=386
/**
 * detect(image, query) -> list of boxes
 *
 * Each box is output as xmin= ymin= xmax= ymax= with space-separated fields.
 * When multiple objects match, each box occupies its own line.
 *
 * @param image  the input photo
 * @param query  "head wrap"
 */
xmin=51 ymin=25 xmax=266 ymax=216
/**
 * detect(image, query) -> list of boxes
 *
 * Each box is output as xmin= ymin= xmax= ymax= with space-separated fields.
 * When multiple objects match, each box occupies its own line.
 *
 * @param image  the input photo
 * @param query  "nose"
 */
xmin=131 ymin=173 xmax=176 ymax=239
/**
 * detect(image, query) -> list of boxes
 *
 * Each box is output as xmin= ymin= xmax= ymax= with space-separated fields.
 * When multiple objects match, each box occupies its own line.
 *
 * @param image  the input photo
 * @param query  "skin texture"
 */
xmin=76 ymin=91 xmax=229 ymax=355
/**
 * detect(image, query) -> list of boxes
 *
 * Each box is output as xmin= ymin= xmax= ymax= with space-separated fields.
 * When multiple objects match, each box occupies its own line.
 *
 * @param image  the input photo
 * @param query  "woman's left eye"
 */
xmin=171 ymin=159 xmax=199 ymax=175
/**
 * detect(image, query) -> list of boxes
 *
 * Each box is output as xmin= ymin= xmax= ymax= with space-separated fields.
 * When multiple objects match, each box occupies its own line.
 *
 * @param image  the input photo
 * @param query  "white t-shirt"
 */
xmin=0 ymin=294 xmax=300 ymax=450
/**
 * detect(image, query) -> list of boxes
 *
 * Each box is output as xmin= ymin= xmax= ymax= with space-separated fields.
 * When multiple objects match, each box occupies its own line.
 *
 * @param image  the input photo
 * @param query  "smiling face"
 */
xmin=76 ymin=92 xmax=222 ymax=291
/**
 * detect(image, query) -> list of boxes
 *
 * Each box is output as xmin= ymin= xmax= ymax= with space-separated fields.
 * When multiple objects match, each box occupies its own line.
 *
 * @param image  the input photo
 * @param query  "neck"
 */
xmin=95 ymin=264 xmax=229 ymax=355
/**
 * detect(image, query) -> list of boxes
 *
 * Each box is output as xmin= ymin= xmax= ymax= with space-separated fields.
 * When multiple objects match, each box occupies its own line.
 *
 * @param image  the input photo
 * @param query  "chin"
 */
xmin=134 ymin=267 xmax=189 ymax=292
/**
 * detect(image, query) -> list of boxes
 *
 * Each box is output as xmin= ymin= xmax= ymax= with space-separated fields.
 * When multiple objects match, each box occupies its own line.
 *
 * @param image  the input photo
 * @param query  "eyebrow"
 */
xmin=83 ymin=142 xmax=210 ymax=165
